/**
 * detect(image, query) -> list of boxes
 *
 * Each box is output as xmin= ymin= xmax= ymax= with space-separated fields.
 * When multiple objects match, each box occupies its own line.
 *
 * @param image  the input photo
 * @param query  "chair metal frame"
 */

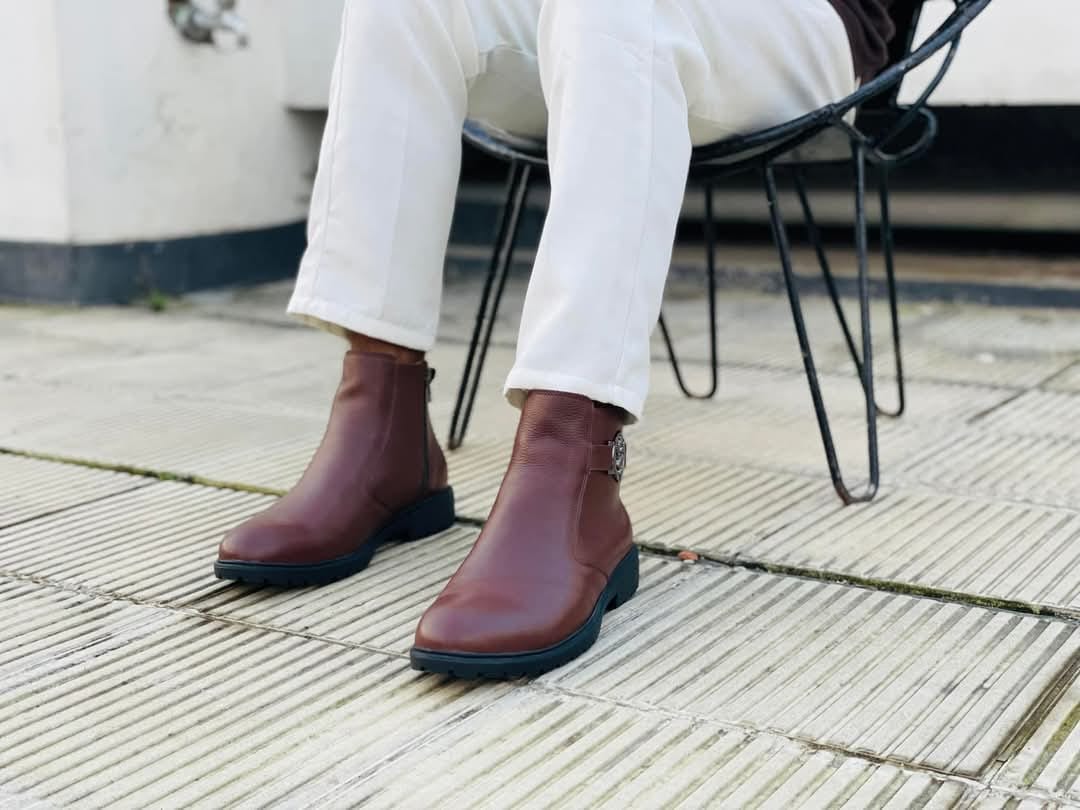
xmin=447 ymin=0 xmax=992 ymax=504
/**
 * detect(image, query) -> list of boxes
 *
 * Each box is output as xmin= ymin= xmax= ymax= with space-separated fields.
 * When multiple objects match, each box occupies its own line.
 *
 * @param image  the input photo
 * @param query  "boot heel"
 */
xmin=401 ymin=488 xmax=456 ymax=541
xmin=606 ymin=546 xmax=640 ymax=611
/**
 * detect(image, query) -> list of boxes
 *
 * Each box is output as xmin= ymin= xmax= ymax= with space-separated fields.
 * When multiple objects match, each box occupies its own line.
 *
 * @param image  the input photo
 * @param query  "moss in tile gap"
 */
xmin=994 ymin=647 xmax=1080 ymax=781
xmin=633 ymin=541 xmax=1080 ymax=622
xmin=1018 ymin=699 xmax=1080 ymax=789
xmin=0 ymin=446 xmax=286 ymax=497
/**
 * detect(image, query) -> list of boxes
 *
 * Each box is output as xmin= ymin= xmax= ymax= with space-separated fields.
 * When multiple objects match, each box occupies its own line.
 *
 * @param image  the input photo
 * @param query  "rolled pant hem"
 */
xmin=504 ymin=367 xmax=643 ymax=423
xmin=286 ymin=295 xmax=437 ymax=352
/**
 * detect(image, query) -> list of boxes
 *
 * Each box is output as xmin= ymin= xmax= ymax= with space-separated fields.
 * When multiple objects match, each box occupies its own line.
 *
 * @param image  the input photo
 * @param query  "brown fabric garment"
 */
xmin=218 ymin=351 xmax=448 ymax=565
xmin=827 ymin=0 xmax=897 ymax=82
xmin=414 ymin=391 xmax=633 ymax=655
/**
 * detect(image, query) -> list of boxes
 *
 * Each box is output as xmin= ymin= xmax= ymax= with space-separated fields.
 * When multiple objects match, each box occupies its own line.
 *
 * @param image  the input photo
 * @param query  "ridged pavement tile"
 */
xmin=0 ymin=581 xmax=506 ymax=810
xmin=0 ymin=482 xmax=273 ymax=605
xmin=345 ymin=690 xmax=971 ymax=810
xmin=0 ymin=453 xmax=148 ymax=529
xmin=0 ymin=396 xmax=326 ymax=492
xmin=1047 ymin=363 xmax=1080 ymax=394
xmin=996 ymin=672 xmax=1080 ymax=806
xmin=900 ymin=430 xmax=1080 ymax=509
xmin=699 ymin=490 xmax=1080 ymax=611
xmin=975 ymin=390 xmax=1080 ymax=441
xmin=0 ymin=578 xmax=173 ymax=690
xmin=545 ymin=561 xmax=1080 ymax=776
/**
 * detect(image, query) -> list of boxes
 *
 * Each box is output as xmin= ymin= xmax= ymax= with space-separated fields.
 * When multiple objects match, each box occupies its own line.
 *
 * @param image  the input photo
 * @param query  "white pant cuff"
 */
xmin=504 ymin=367 xmax=643 ymax=423
xmin=286 ymin=295 xmax=437 ymax=351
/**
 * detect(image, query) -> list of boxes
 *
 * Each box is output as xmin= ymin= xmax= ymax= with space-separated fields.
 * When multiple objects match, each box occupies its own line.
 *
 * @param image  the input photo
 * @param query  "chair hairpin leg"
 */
xmin=878 ymin=166 xmax=906 ymax=417
xmin=659 ymin=182 xmax=720 ymax=400
xmin=792 ymin=169 xmax=905 ymax=419
xmin=448 ymin=160 xmax=532 ymax=450
xmin=764 ymin=150 xmax=879 ymax=504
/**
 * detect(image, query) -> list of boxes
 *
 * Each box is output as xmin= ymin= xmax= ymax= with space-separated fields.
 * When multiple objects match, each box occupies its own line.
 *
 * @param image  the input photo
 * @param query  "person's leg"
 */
xmin=507 ymin=0 xmax=857 ymax=421
xmin=413 ymin=0 xmax=855 ymax=678
xmin=216 ymin=0 xmax=548 ymax=585
xmin=287 ymin=1 xmax=550 ymax=348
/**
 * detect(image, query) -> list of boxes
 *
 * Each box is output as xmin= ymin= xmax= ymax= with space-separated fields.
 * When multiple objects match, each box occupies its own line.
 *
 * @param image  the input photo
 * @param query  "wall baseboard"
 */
xmin=0 ymin=223 xmax=306 ymax=305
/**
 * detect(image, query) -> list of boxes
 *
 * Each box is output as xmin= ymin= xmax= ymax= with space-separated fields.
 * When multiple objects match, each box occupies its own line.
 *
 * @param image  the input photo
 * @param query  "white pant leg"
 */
xmin=505 ymin=0 xmax=856 ymax=420
xmin=287 ymin=0 xmax=545 ymax=349
xmin=291 ymin=0 xmax=853 ymax=419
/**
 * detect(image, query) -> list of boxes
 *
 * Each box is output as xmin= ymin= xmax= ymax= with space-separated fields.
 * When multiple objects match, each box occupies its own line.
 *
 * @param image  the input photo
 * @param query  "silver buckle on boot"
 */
xmin=609 ymin=432 xmax=627 ymax=482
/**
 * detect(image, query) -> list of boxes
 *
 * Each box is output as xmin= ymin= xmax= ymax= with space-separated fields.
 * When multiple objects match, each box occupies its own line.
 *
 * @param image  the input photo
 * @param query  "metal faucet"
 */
xmin=168 ymin=0 xmax=250 ymax=49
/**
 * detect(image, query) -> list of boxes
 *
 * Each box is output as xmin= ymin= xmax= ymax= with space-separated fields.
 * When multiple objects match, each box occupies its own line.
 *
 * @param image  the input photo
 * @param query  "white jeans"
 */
xmin=288 ymin=0 xmax=855 ymax=419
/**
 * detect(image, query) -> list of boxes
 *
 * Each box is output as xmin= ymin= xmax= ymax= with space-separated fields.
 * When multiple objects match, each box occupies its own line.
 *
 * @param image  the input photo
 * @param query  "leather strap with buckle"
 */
xmin=589 ymin=432 xmax=627 ymax=482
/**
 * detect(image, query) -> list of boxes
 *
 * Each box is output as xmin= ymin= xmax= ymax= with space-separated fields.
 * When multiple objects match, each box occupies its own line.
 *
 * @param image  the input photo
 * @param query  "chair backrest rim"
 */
xmin=463 ymin=0 xmax=992 ymax=167
xmin=689 ymin=0 xmax=992 ymax=162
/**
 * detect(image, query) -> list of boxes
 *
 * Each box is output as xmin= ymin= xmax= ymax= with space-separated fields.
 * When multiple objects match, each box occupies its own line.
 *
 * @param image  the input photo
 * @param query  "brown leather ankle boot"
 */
xmin=411 ymin=390 xmax=637 ymax=678
xmin=215 ymin=351 xmax=453 ymax=587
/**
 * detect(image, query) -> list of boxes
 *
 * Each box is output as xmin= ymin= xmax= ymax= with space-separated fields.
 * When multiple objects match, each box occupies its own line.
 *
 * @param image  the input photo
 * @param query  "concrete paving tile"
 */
xmin=915 ymin=308 xmax=1080 ymax=360
xmin=5 ymin=307 xmax=288 ymax=353
xmin=967 ymin=791 xmax=1072 ymax=810
xmin=895 ymin=307 xmax=1079 ymax=389
xmin=868 ymin=344 xmax=1065 ymax=390
xmin=0 ymin=578 xmax=173 ymax=690
xmin=975 ymin=390 xmax=1080 ymax=441
xmin=546 ymin=564 xmax=1080 ymax=776
xmin=0 ymin=482 xmax=272 ymax=605
xmin=0 ymin=453 xmax=147 ymax=529
xmin=340 ymin=690 xmax=970 ymax=810
xmin=0 ymin=392 xmax=326 ymax=491
xmin=656 ymin=292 xmax=914 ymax=376
xmin=0 ymin=588 xmax=506 ymax=810
xmin=720 ymin=491 xmax=1080 ymax=611
xmin=620 ymin=456 xmax=839 ymax=553
xmin=1047 ymin=363 xmax=1080 ymax=394
xmin=0 ymin=332 xmax=122 ymax=379
xmin=996 ymin=672 xmax=1080 ymax=806
xmin=630 ymin=394 xmax=952 ymax=476
xmin=900 ymin=430 xmax=1080 ymax=510
xmin=0 ymin=379 xmax=106 ymax=439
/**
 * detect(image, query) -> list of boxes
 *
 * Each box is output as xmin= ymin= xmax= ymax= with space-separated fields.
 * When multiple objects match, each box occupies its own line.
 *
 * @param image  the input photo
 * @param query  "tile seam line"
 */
xmin=5 ymin=445 xmax=1076 ymax=622
xmin=968 ymin=361 xmax=1078 ymax=424
xmin=634 ymin=544 xmax=1080 ymax=623
xmin=0 ymin=447 xmax=285 ymax=497
xmin=12 ymin=443 xmax=1075 ymax=524
xmin=0 ymin=569 xmax=409 ymax=662
xmin=0 ymin=480 xmax=157 ymax=533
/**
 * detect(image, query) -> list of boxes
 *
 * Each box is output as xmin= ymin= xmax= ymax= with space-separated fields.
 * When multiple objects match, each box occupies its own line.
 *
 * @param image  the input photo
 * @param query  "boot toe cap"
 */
xmin=218 ymin=520 xmax=316 ymax=564
xmin=414 ymin=584 xmax=586 ymax=655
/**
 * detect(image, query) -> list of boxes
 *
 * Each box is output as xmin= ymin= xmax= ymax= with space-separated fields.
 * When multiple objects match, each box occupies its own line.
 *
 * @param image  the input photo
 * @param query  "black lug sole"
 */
xmin=409 ymin=545 xmax=639 ymax=680
xmin=213 ymin=487 xmax=455 ymax=588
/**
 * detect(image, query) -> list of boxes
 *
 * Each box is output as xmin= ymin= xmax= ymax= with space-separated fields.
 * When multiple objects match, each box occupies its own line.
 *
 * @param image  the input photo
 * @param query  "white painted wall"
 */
xmin=0 ymin=2 xmax=71 ymax=242
xmin=0 ymin=0 xmax=324 ymax=245
xmin=901 ymin=0 xmax=1080 ymax=105
xmin=278 ymin=0 xmax=345 ymax=110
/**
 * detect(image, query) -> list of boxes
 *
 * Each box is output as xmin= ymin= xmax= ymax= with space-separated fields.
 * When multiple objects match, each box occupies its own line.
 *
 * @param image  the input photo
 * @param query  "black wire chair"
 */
xmin=448 ymin=0 xmax=993 ymax=504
